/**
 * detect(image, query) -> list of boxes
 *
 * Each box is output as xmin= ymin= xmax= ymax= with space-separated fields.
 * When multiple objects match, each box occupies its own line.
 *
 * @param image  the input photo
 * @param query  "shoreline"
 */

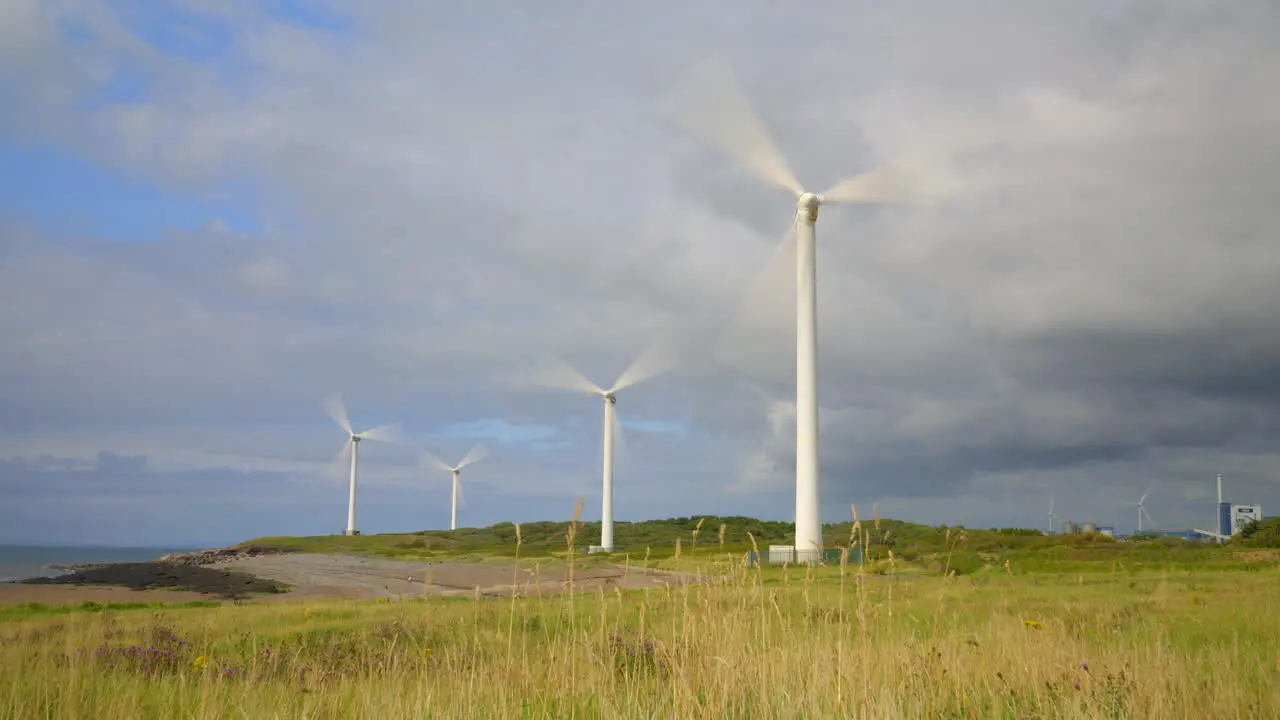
xmin=2 ymin=548 xmax=705 ymax=605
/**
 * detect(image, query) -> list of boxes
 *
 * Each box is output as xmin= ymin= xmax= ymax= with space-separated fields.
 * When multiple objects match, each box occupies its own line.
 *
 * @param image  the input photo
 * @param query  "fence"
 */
xmin=745 ymin=547 xmax=864 ymax=568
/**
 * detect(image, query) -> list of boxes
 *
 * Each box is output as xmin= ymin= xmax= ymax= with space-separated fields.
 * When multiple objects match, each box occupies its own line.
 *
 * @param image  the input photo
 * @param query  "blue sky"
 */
xmin=2 ymin=0 xmax=1280 ymax=546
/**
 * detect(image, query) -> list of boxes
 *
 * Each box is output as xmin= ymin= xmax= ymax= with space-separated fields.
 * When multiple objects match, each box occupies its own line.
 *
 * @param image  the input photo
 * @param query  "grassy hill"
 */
xmin=239 ymin=515 xmax=1259 ymax=574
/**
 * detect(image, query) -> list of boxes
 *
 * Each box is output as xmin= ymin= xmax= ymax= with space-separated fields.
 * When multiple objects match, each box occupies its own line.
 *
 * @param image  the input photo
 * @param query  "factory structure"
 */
xmin=1191 ymin=474 xmax=1263 ymax=544
xmin=1056 ymin=475 xmax=1263 ymax=543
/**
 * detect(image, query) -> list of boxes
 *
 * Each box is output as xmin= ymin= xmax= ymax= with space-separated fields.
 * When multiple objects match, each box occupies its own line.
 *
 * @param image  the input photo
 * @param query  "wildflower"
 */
xmin=423 ymin=648 xmax=433 ymax=657
xmin=1022 ymin=619 xmax=1043 ymax=630
xmin=1080 ymin=662 xmax=1089 ymax=672
xmin=193 ymin=656 xmax=208 ymax=672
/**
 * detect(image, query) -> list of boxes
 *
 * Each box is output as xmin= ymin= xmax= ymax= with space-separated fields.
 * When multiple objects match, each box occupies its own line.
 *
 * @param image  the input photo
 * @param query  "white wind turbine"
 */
xmin=323 ymin=394 xmax=401 ymax=536
xmin=1129 ymin=482 xmax=1157 ymax=533
xmin=1047 ymin=495 xmax=1056 ymax=535
xmin=528 ymin=343 xmax=674 ymax=552
xmin=665 ymin=57 xmax=912 ymax=561
xmin=422 ymin=443 xmax=489 ymax=531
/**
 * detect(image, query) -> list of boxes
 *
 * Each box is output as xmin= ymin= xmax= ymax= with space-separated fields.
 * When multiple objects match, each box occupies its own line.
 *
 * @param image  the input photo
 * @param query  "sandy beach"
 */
xmin=2 ymin=552 xmax=704 ymax=605
xmin=209 ymin=553 xmax=704 ymax=602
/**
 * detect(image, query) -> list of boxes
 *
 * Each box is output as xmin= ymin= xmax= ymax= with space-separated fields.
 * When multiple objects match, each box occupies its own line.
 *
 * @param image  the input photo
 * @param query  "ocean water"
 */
xmin=0 ymin=546 xmax=199 ymax=583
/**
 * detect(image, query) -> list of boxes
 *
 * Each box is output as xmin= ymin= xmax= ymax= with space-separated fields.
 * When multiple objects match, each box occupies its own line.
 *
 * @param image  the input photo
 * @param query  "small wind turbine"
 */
xmin=323 ymin=394 xmax=401 ymax=536
xmin=528 ymin=343 xmax=674 ymax=552
xmin=423 ymin=443 xmax=489 ymax=531
xmin=1047 ymin=495 xmax=1055 ymax=535
xmin=665 ymin=57 xmax=913 ymax=562
xmin=1129 ymin=482 xmax=1157 ymax=533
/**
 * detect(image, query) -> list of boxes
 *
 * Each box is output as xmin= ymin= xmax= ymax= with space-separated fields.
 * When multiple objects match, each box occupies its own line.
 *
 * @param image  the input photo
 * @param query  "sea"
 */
xmin=0 ymin=546 xmax=199 ymax=583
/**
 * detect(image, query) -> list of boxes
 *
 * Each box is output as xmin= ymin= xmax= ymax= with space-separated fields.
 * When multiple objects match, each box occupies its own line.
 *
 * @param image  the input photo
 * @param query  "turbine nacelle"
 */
xmin=797 ymin=192 xmax=821 ymax=223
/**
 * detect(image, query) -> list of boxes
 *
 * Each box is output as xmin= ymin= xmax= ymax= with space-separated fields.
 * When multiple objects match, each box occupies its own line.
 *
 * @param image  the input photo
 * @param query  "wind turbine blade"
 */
xmin=524 ymin=356 xmax=603 ymax=395
xmin=326 ymin=440 xmax=351 ymax=480
xmin=663 ymin=56 xmax=805 ymax=198
xmin=711 ymin=228 xmax=797 ymax=372
xmin=818 ymin=165 xmax=912 ymax=205
xmin=1139 ymin=481 xmax=1158 ymax=505
xmin=610 ymin=405 xmax=630 ymax=472
xmin=421 ymin=449 xmax=453 ymax=474
xmin=357 ymin=423 xmax=402 ymax=443
xmin=1142 ymin=506 xmax=1156 ymax=529
xmin=322 ymin=394 xmax=353 ymax=435
xmin=610 ymin=339 xmax=677 ymax=394
xmin=456 ymin=442 xmax=489 ymax=471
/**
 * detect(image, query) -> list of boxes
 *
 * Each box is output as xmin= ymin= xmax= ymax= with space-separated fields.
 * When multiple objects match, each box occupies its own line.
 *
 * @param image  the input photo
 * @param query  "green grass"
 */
xmin=3 ymin=552 xmax=1277 ymax=718
xmin=241 ymin=515 xmax=1252 ymax=574
xmin=4 ymin=516 xmax=1274 ymax=717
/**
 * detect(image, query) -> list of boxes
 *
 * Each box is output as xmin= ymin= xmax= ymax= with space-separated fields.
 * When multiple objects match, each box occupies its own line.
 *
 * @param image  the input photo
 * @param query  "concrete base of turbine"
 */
xmin=344 ymin=529 xmax=358 ymax=537
xmin=587 ymin=545 xmax=613 ymax=554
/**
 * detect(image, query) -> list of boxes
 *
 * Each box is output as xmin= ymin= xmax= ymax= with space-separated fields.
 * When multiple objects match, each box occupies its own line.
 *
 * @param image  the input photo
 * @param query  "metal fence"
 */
xmin=746 ymin=547 xmax=864 ymax=568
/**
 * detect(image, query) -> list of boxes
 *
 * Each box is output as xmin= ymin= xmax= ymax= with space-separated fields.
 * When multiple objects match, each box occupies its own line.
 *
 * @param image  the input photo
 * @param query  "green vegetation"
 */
xmin=0 ymin=600 xmax=221 ymax=622
xmin=3 ymin=514 xmax=1273 ymax=716
xmin=242 ymin=515 xmax=1245 ymax=575
xmin=3 ymin=540 xmax=1277 ymax=718
xmin=1232 ymin=517 xmax=1280 ymax=548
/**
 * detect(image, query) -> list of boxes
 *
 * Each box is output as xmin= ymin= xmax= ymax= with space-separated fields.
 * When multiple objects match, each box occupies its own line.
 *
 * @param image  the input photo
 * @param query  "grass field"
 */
xmin=3 ymin=515 xmax=1278 ymax=718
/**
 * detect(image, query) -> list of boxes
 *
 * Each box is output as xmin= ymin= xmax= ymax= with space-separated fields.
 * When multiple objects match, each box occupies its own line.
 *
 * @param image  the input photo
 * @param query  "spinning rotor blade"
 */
xmin=357 ymin=423 xmax=402 ymax=443
xmin=456 ymin=442 xmax=489 ymax=471
xmin=664 ymin=56 xmax=805 ymax=199
xmin=610 ymin=339 xmax=678 ymax=394
xmin=1139 ymin=481 xmax=1158 ymax=505
xmin=609 ymin=404 xmax=631 ymax=472
xmin=326 ymin=439 xmax=352 ymax=480
xmin=1141 ymin=505 xmax=1156 ymax=529
xmin=526 ymin=355 xmax=603 ymax=395
xmin=710 ymin=228 xmax=797 ymax=372
xmin=818 ymin=164 xmax=912 ymax=205
xmin=421 ymin=449 xmax=453 ymax=474
xmin=322 ymin=394 xmax=353 ymax=435
xmin=457 ymin=477 xmax=469 ymax=510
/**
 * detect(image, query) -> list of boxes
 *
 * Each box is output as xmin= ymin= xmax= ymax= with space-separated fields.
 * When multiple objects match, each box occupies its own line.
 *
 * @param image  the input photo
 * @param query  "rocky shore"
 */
xmin=21 ymin=561 xmax=289 ymax=600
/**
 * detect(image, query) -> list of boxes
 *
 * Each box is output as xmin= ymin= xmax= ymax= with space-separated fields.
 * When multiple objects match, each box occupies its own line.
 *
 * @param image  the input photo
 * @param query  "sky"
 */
xmin=2 ymin=0 xmax=1279 ymax=546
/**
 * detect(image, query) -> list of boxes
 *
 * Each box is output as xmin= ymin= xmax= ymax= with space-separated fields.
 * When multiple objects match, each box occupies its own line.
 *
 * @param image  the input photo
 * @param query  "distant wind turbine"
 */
xmin=527 ymin=342 xmax=675 ymax=552
xmin=323 ymin=394 xmax=401 ymax=536
xmin=423 ymin=443 xmax=489 ymax=531
xmin=1047 ymin=494 xmax=1055 ymax=535
xmin=1129 ymin=482 xmax=1157 ymax=533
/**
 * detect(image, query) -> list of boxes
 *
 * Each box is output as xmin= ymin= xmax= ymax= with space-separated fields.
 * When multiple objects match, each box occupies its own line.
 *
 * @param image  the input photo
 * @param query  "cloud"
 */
xmin=3 ymin=1 xmax=1280 ymax=544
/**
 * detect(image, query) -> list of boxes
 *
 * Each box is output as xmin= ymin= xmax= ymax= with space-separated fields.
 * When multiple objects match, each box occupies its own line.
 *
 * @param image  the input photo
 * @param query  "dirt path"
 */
xmin=209 ymin=554 xmax=704 ymax=602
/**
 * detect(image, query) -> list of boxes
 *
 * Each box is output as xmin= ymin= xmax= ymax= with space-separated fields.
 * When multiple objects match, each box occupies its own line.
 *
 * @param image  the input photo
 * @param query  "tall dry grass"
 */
xmin=2 ymin=529 xmax=1277 ymax=719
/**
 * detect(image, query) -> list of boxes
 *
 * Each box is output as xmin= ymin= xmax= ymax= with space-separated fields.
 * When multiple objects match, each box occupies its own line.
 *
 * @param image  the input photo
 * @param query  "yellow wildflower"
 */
xmin=1022 ymin=619 xmax=1043 ymax=630
xmin=193 ymin=655 xmax=208 ymax=671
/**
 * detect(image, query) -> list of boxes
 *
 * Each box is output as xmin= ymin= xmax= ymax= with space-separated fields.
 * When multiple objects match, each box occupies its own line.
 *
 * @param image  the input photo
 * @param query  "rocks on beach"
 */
xmin=25 ymin=547 xmax=294 ymax=600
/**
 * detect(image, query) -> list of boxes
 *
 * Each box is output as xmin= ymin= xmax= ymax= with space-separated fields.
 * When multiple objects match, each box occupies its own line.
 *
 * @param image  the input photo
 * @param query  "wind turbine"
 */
xmin=1047 ymin=495 xmax=1055 ymax=535
xmin=665 ymin=57 xmax=911 ymax=562
xmin=1129 ymin=482 xmax=1157 ymax=533
xmin=423 ymin=443 xmax=489 ymax=531
xmin=323 ymin=394 xmax=401 ymax=536
xmin=528 ymin=343 xmax=674 ymax=552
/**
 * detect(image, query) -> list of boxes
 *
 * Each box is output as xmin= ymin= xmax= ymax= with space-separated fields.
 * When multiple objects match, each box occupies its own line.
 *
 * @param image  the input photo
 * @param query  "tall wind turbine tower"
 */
xmin=323 ymin=394 xmax=400 ymax=536
xmin=1047 ymin=495 xmax=1055 ymax=535
xmin=665 ymin=58 xmax=910 ymax=561
xmin=423 ymin=443 xmax=489 ymax=531
xmin=529 ymin=344 xmax=673 ymax=552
